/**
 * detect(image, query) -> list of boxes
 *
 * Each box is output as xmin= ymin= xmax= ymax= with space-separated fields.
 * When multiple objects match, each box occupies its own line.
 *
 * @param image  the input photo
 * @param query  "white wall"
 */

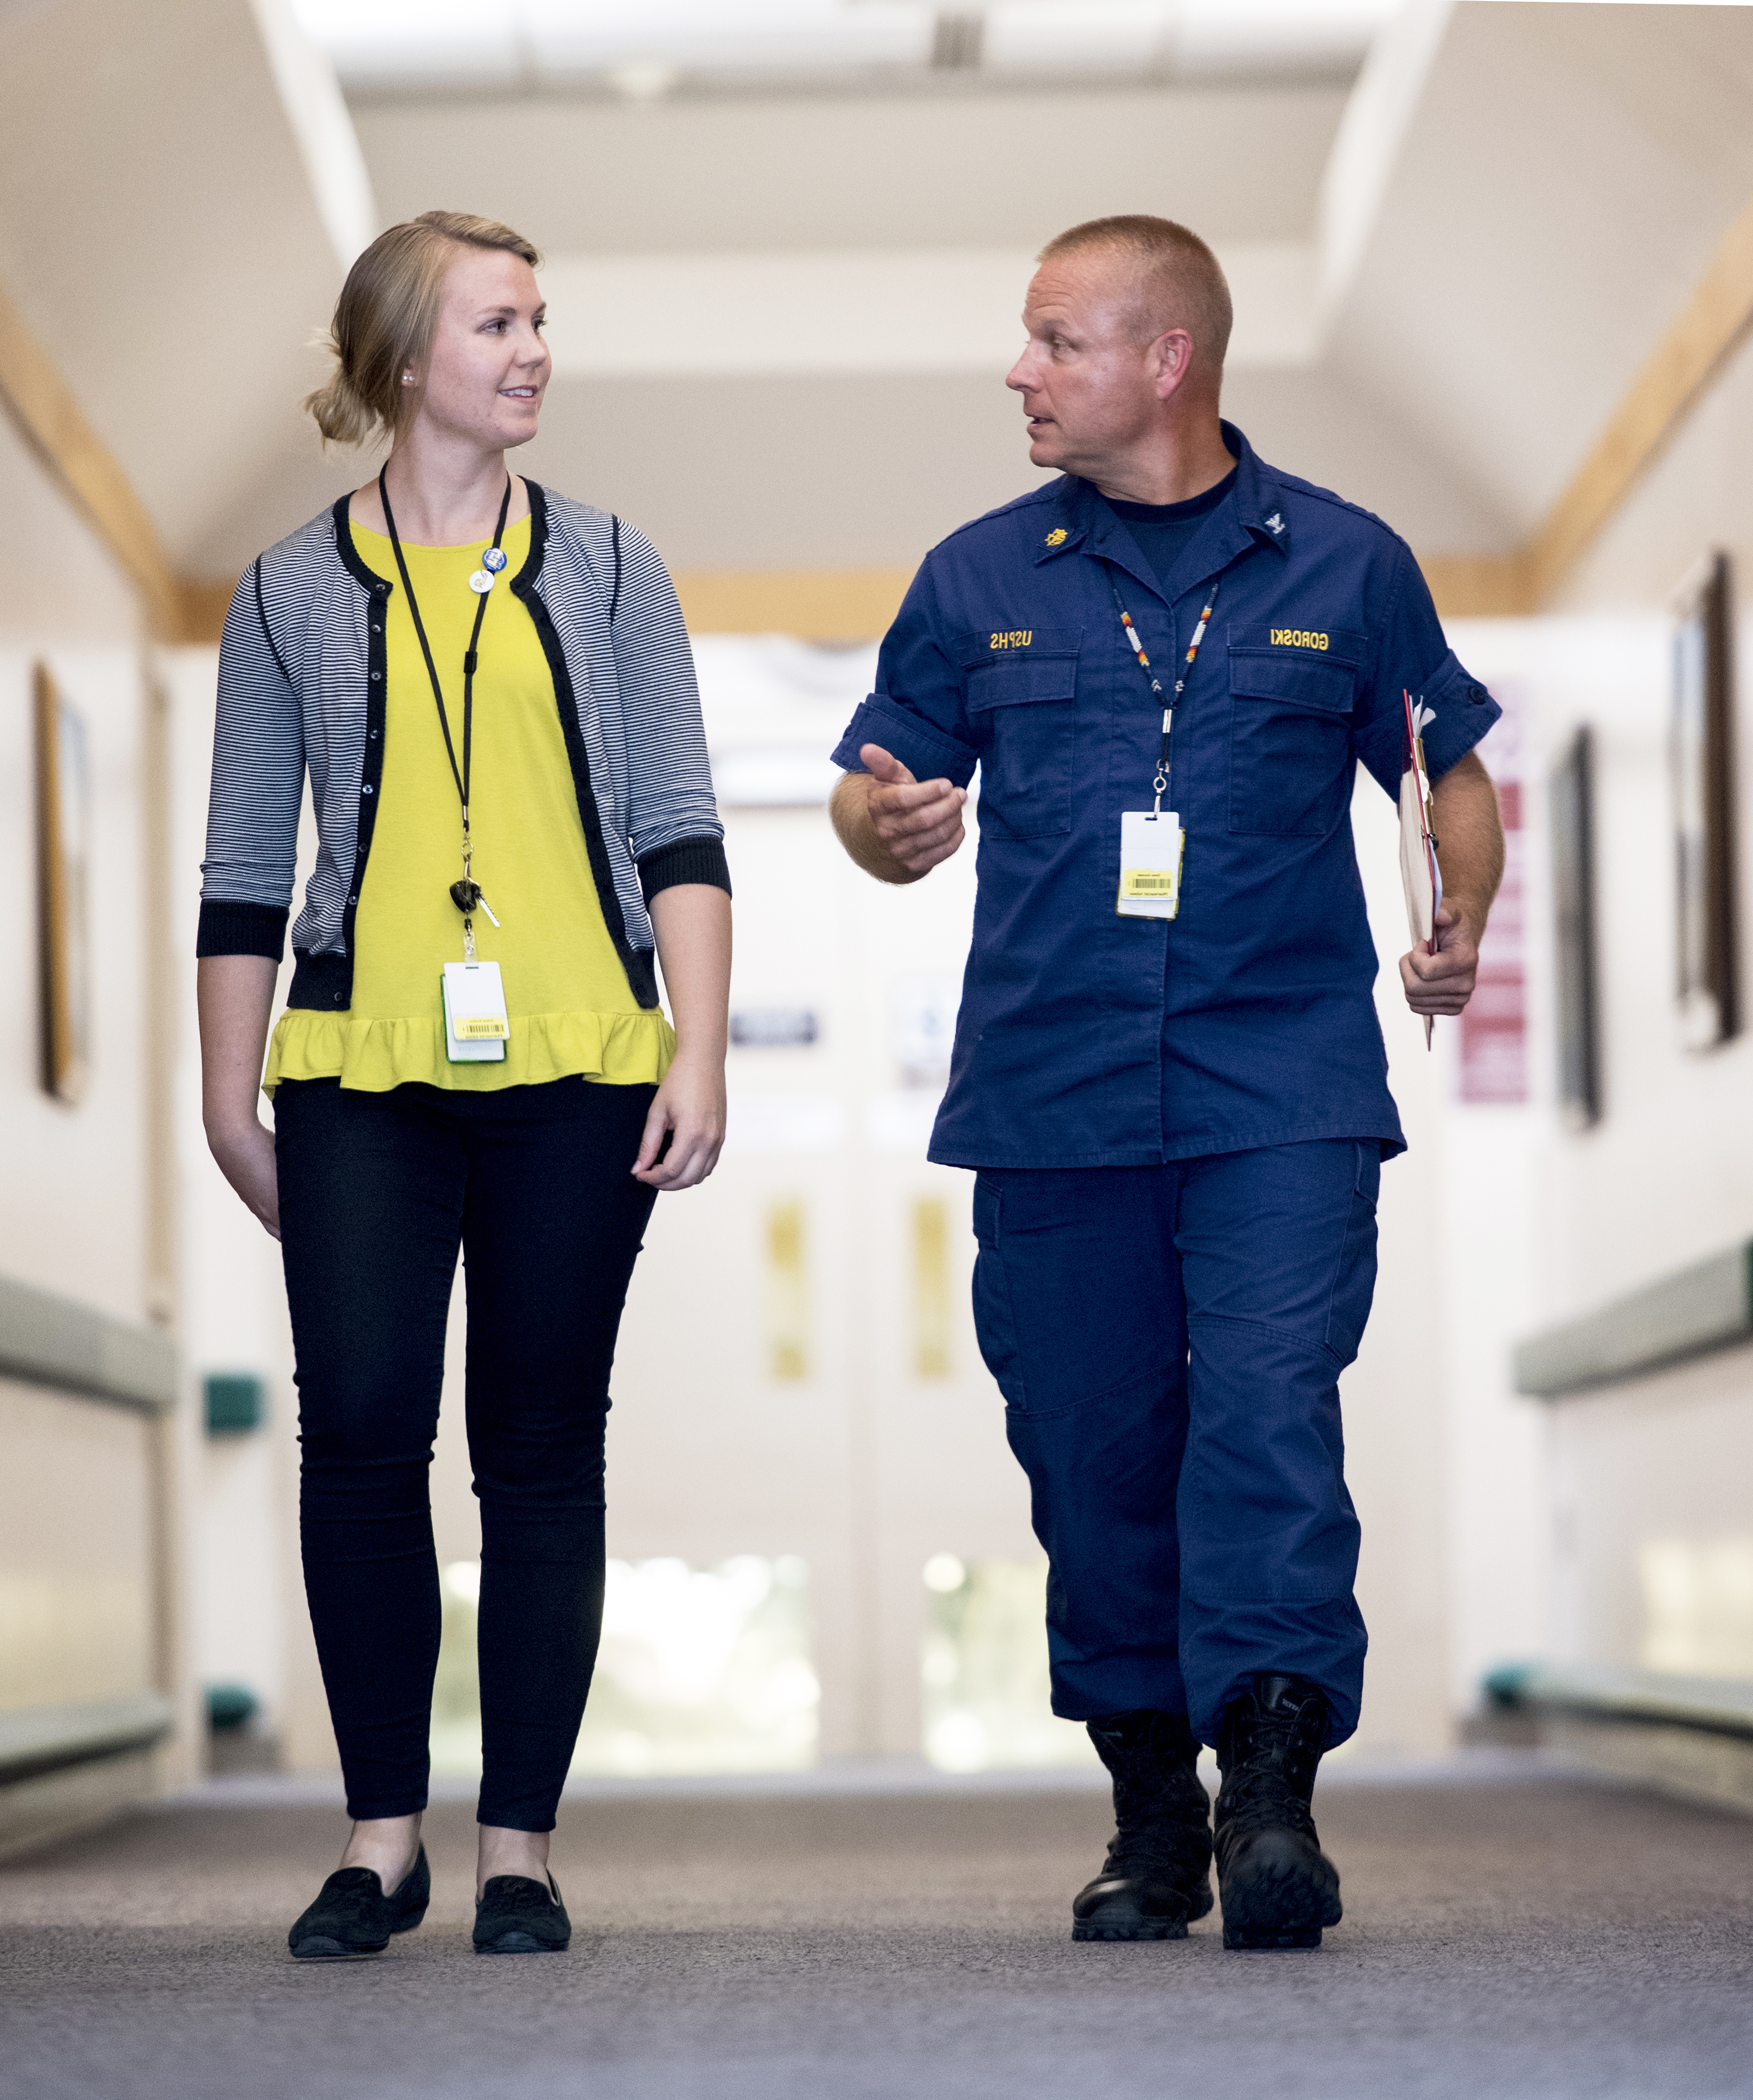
xmin=162 ymin=641 xmax=323 ymax=1763
xmin=0 ymin=413 xmax=154 ymax=1318
xmin=0 ymin=393 xmax=197 ymax=1787
xmin=1518 ymin=318 xmax=1753 ymax=1688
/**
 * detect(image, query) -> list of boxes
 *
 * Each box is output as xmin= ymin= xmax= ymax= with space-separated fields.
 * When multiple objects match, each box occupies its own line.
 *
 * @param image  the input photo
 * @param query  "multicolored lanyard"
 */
xmin=1106 ymin=570 xmax=1222 ymax=816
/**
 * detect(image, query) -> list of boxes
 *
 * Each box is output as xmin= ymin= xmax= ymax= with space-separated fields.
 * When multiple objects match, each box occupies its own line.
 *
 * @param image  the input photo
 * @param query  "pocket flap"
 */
xmin=966 ymin=656 xmax=1079 ymax=711
xmin=1228 ymin=649 xmax=1355 ymax=717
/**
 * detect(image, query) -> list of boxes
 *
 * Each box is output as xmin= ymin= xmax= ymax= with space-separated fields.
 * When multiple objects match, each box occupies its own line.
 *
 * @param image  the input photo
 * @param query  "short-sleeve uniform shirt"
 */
xmin=830 ymin=423 xmax=1500 ymax=1169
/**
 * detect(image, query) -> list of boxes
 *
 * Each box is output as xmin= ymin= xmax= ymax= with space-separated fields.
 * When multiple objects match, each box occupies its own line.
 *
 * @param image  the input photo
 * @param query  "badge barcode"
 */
xmin=1122 ymin=871 xmax=1176 ymax=895
xmin=455 ymin=1018 xmax=510 ymax=1039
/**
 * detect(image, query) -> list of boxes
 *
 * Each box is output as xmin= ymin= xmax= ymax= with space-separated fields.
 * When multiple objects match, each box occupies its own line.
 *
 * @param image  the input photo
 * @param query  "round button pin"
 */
xmin=468 ymin=570 xmax=495 ymax=595
xmin=481 ymin=547 xmax=507 ymax=573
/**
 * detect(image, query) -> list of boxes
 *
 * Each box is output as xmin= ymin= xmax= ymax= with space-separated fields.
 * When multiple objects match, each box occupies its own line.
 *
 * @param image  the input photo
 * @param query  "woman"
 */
xmin=197 ymin=211 xmax=731 ymax=1958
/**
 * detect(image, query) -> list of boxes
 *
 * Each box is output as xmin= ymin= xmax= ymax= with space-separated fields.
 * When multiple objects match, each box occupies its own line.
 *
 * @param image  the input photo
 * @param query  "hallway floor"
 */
xmin=3 ymin=1760 xmax=1751 ymax=2099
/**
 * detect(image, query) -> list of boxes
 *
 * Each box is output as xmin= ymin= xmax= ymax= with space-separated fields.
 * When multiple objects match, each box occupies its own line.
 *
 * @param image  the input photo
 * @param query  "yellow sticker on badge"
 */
xmin=1116 ymin=812 xmax=1184 ymax=920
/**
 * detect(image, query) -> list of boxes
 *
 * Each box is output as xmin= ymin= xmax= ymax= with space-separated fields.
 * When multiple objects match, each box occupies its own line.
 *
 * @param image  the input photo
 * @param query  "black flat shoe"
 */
xmin=288 ymin=1846 xmax=430 ymax=1959
xmin=473 ymin=1872 xmax=571 ymax=1954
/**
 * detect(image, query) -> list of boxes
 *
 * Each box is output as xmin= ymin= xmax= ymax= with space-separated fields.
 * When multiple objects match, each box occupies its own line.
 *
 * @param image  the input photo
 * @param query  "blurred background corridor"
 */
xmin=4 ymin=1 xmax=1753 ymax=2092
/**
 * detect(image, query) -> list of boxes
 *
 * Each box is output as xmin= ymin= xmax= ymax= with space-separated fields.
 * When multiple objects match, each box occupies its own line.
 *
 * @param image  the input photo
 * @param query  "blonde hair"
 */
xmin=304 ymin=209 xmax=543 ymax=448
xmin=1038 ymin=214 xmax=1233 ymax=373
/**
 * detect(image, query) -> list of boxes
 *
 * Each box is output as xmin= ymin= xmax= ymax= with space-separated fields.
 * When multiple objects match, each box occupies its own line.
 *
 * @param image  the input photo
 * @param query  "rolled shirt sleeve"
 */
xmin=830 ymin=562 xmax=980 ymax=787
xmin=1351 ymin=544 xmax=1501 ymax=798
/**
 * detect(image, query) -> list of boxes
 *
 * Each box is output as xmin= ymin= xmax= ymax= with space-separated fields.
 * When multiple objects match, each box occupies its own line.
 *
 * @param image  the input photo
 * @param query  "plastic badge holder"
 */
xmin=442 ymin=960 xmax=509 ymax=1062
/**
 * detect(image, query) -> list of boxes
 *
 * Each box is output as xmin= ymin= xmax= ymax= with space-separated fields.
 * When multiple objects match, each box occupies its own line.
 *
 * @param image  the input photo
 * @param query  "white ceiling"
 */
xmin=291 ymin=0 xmax=1402 ymax=96
xmin=535 ymin=243 xmax=1318 ymax=378
xmin=0 ymin=0 xmax=360 ymax=576
xmin=5 ymin=0 xmax=1752 ymax=587
xmin=353 ymin=83 xmax=1349 ymax=252
xmin=1328 ymin=0 xmax=1753 ymax=538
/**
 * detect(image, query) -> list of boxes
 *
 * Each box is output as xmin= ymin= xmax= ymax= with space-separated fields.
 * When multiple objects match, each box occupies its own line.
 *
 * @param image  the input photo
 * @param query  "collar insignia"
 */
xmin=1044 ymin=527 xmax=1068 ymax=546
xmin=1264 ymin=511 xmax=1285 ymax=536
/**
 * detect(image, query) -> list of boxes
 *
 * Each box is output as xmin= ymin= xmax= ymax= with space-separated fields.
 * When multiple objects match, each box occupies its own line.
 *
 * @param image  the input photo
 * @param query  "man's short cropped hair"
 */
xmin=1038 ymin=214 xmax=1233 ymax=372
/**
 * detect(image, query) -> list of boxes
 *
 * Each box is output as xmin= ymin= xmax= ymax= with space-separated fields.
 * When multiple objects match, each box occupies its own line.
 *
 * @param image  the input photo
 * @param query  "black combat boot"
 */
xmin=1071 ymin=1710 xmax=1213 ymax=1941
xmin=1213 ymin=1673 xmax=1343 ymax=1950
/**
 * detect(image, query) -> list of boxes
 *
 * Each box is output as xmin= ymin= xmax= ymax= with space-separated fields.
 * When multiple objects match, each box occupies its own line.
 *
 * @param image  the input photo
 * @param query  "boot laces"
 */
xmin=1108 ymin=1764 xmax=1210 ymax=1873
xmin=1220 ymin=1699 xmax=1323 ymax=1837
xmin=1087 ymin=1718 xmax=1212 ymax=1874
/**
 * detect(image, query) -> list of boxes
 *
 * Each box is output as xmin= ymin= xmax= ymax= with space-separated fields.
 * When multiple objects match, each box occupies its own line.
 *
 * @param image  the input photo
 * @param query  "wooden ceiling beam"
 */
xmin=1525 ymin=192 xmax=1753 ymax=609
xmin=24 ymin=186 xmax=1753 ymax=646
xmin=0 ymin=280 xmax=183 ymax=640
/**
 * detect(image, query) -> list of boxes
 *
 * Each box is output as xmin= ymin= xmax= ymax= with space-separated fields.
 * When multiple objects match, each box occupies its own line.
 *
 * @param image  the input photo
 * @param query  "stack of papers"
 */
xmin=1399 ymin=690 xmax=1442 ymax=1050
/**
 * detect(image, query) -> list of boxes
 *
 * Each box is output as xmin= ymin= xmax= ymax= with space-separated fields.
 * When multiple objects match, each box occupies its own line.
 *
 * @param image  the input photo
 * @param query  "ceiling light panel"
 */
xmin=290 ymin=0 xmax=1405 ymax=91
xmin=1174 ymin=0 xmax=1401 ymax=74
xmin=289 ymin=0 xmax=524 ymax=89
xmin=983 ymin=3 xmax=1174 ymax=78
xmin=523 ymin=0 xmax=932 ymax=76
xmin=985 ymin=0 xmax=1399 ymax=79
xmin=291 ymin=0 xmax=937 ymax=88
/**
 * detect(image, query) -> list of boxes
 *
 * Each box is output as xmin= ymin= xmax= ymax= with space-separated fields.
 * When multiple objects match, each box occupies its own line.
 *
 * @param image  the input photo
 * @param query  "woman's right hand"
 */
xmin=207 ymin=1115 xmax=282 ymax=1240
xmin=197 ymin=954 xmax=283 ymax=1240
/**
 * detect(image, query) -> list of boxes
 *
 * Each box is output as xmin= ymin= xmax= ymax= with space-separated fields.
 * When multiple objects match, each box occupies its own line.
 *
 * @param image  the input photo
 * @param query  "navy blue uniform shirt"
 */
xmin=831 ymin=424 xmax=1500 ymax=1170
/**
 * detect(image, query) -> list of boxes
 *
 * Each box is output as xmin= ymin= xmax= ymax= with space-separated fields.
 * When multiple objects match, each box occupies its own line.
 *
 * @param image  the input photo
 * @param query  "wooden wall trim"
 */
xmin=0 ymin=282 xmax=181 ymax=638
xmin=1418 ymin=554 xmax=1530 ymax=620
xmin=1526 ymin=193 xmax=1753 ymax=608
xmin=670 ymin=567 xmax=913 ymax=641
xmin=178 ymin=578 xmax=237 ymax=643
xmin=33 ymin=190 xmax=1753 ymax=643
xmin=179 ymin=568 xmax=920 ymax=646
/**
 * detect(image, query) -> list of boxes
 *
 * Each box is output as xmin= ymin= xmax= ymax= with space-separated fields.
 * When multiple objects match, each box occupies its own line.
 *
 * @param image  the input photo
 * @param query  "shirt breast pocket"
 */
xmin=1227 ymin=649 xmax=1357 ymax=837
xmin=964 ymin=647 xmax=1080 ymax=840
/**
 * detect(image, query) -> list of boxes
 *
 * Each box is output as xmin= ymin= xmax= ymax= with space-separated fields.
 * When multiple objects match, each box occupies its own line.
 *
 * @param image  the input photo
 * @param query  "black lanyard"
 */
xmin=378 ymin=466 xmax=512 ymax=934
xmin=1106 ymin=569 xmax=1221 ymax=816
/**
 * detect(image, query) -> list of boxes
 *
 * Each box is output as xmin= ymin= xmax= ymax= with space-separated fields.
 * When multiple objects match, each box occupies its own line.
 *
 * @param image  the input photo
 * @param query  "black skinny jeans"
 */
xmin=274 ymin=1075 xmax=658 ymax=1830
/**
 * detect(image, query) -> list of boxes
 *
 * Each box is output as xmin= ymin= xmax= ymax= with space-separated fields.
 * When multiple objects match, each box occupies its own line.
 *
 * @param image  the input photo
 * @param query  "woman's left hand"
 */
xmin=632 ymin=1050 xmax=726 ymax=1190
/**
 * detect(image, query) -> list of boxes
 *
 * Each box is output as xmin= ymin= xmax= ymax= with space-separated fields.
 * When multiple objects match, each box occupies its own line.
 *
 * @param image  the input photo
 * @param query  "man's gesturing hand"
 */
xmin=1400 ymin=897 xmax=1481 ymax=1017
xmin=830 ymin=743 xmax=967 ymax=885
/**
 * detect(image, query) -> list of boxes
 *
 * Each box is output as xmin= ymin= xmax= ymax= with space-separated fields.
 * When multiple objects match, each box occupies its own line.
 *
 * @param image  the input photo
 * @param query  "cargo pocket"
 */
xmin=964 ymin=642 xmax=1080 ymax=840
xmin=1323 ymin=1143 xmax=1380 ymax=1367
xmin=1227 ymin=649 xmax=1357 ymax=837
xmin=971 ymin=1173 xmax=1027 ymax=1408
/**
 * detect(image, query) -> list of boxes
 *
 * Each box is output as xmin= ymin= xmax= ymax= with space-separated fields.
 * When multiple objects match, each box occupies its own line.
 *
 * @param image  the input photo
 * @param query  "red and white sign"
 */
xmin=1457 ymin=681 xmax=1528 ymax=1104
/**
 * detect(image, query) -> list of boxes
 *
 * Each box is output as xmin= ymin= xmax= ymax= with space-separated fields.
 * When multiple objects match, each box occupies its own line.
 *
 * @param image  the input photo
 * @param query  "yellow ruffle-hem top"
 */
xmin=265 ymin=514 xmax=674 ymax=1095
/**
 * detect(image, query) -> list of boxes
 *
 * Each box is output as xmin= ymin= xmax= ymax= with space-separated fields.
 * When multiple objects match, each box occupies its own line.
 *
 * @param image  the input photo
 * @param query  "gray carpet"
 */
xmin=3 ymin=1765 xmax=1751 ymax=2098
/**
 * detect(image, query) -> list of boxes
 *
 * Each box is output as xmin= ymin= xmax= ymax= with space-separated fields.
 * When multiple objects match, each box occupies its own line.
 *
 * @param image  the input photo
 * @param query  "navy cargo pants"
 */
xmin=971 ymin=1140 xmax=1378 ymax=1748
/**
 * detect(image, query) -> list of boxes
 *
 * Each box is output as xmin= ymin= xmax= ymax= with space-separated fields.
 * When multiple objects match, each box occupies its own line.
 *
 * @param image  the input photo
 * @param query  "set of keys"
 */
xmin=449 ymin=876 xmax=501 ymax=928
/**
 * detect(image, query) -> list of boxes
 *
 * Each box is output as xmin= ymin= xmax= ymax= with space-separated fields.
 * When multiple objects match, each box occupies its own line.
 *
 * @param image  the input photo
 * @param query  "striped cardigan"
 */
xmin=196 ymin=481 xmax=728 ymax=1013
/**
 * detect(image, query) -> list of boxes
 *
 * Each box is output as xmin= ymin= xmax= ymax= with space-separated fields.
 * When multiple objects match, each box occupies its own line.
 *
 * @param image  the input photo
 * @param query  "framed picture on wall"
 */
xmin=34 ymin=662 xmax=91 ymax=1103
xmin=1551 ymin=725 xmax=1600 ymax=1128
xmin=1671 ymin=551 xmax=1738 ymax=1052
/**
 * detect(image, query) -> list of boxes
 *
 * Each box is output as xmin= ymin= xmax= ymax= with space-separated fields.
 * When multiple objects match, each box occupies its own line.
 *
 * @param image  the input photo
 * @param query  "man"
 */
xmin=829 ymin=216 xmax=1502 ymax=1952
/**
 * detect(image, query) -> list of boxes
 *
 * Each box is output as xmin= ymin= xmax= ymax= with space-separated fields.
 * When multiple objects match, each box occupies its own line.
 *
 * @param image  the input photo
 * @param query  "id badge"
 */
xmin=1116 ymin=810 xmax=1184 ymax=920
xmin=441 ymin=960 xmax=509 ymax=1062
